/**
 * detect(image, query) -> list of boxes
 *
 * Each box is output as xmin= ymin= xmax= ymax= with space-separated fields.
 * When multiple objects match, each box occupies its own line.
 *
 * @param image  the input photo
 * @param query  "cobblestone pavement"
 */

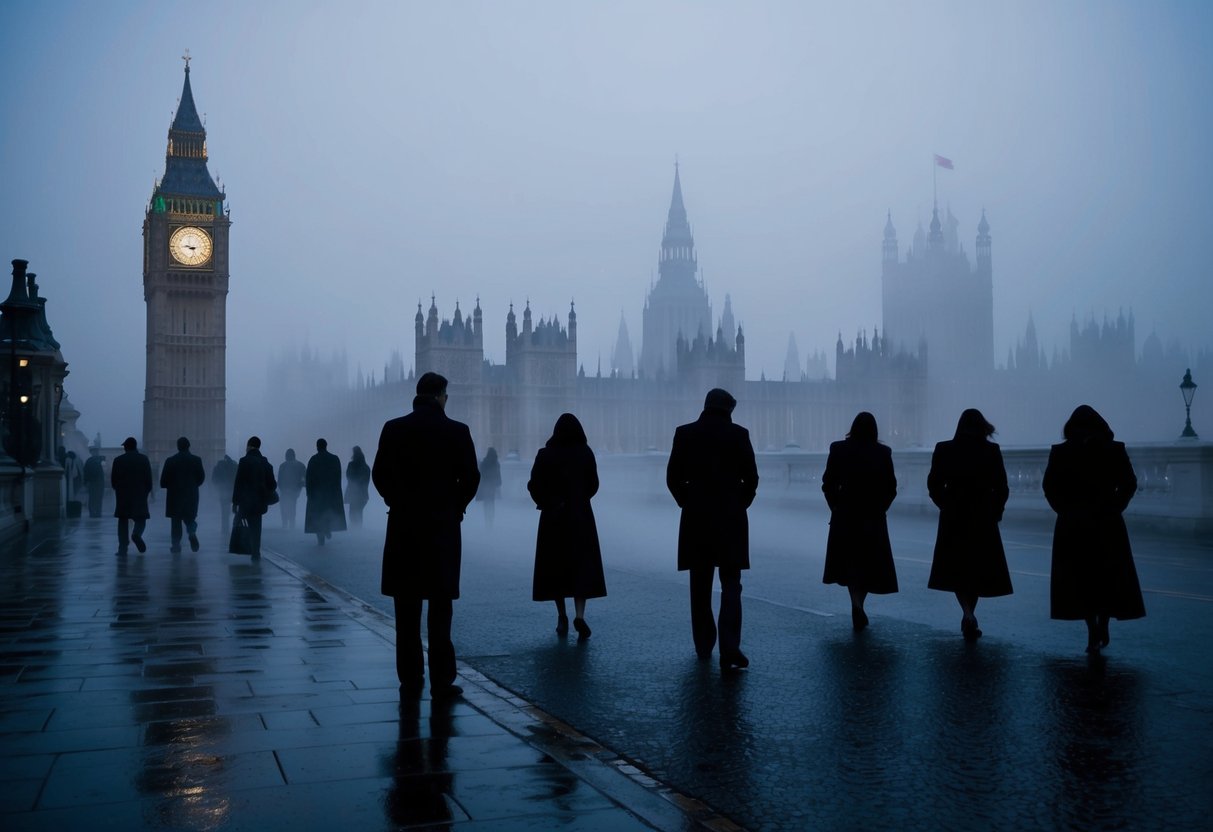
xmin=0 ymin=518 xmax=730 ymax=831
xmin=265 ymin=495 xmax=1213 ymax=832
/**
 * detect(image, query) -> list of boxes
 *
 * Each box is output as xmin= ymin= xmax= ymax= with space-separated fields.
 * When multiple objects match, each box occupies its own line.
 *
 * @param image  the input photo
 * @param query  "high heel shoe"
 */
xmin=573 ymin=617 xmax=591 ymax=640
xmin=851 ymin=607 xmax=869 ymax=631
xmin=556 ymin=615 xmax=569 ymax=636
xmin=961 ymin=616 xmax=982 ymax=640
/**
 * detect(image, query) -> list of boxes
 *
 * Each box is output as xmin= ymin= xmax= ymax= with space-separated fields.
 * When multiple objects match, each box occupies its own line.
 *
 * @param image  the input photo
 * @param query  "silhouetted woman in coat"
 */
xmin=305 ymin=438 xmax=347 ymax=545
xmin=821 ymin=412 xmax=898 ymax=630
xmin=527 ymin=414 xmax=607 ymax=640
xmin=927 ymin=408 xmax=1012 ymax=639
xmin=476 ymin=447 xmax=502 ymax=527
xmin=345 ymin=446 xmax=371 ymax=529
xmin=1043 ymin=405 xmax=1145 ymax=654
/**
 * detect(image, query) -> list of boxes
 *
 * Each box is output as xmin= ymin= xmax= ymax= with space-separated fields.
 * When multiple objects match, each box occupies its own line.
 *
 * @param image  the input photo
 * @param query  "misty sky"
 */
xmin=2 ymin=1 xmax=1211 ymax=445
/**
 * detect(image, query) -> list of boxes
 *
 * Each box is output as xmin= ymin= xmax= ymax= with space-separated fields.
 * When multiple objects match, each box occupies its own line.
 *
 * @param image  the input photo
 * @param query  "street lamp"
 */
xmin=1180 ymin=368 xmax=1198 ymax=439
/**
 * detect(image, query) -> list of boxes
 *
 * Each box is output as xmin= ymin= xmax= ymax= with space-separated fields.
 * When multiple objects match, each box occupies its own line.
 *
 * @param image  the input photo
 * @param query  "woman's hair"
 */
xmin=547 ymin=413 xmax=588 ymax=447
xmin=351 ymin=445 xmax=364 ymax=462
xmin=484 ymin=447 xmax=498 ymax=461
xmin=1063 ymin=404 xmax=1114 ymax=443
xmin=847 ymin=411 xmax=879 ymax=443
xmin=954 ymin=408 xmax=995 ymax=439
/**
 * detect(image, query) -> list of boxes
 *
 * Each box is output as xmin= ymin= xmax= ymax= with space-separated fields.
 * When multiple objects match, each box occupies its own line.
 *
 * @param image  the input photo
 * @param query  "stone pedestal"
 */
xmin=31 ymin=465 xmax=64 ymax=520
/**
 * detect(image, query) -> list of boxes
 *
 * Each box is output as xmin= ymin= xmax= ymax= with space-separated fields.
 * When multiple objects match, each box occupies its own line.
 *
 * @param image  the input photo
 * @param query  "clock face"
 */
xmin=169 ymin=226 xmax=213 ymax=266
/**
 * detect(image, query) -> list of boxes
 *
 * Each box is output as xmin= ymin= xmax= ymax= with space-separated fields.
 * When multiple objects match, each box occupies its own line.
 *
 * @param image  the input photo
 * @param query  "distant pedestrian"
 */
xmin=372 ymin=372 xmax=479 ymax=699
xmin=528 ymin=414 xmax=606 ymax=639
xmin=160 ymin=436 xmax=206 ymax=553
xmin=212 ymin=454 xmax=237 ymax=535
xmin=345 ymin=445 xmax=371 ymax=529
xmin=111 ymin=436 xmax=152 ymax=556
xmin=83 ymin=447 xmax=105 ymax=518
xmin=927 ymin=409 xmax=1012 ymax=639
xmin=667 ymin=388 xmax=759 ymax=671
xmin=277 ymin=448 xmax=306 ymax=529
xmin=232 ymin=436 xmax=277 ymax=559
xmin=64 ymin=450 xmax=84 ymax=514
xmin=305 ymin=438 xmax=346 ymax=545
xmin=476 ymin=447 xmax=502 ymax=527
xmin=1043 ymin=405 xmax=1145 ymax=654
xmin=821 ymin=411 xmax=898 ymax=630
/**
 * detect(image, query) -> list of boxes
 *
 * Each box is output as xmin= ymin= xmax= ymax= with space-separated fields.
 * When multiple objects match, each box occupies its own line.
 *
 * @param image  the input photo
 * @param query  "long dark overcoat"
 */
xmin=821 ymin=439 xmax=898 ymax=594
xmin=666 ymin=410 xmax=759 ymax=571
xmin=926 ymin=438 xmax=1013 ymax=597
xmin=232 ymin=450 xmax=276 ymax=516
xmin=305 ymin=450 xmax=347 ymax=534
xmin=373 ymin=397 xmax=480 ymax=600
xmin=111 ymin=449 xmax=152 ymax=520
xmin=528 ymin=443 xmax=607 ymax=601
xmin=345 ymin=458 xmax=371 ymax=509
xmin=159 ymin=450 xmax=206 ymax=520
xmin=1043 ymin=438 xmax=1145 ymax=621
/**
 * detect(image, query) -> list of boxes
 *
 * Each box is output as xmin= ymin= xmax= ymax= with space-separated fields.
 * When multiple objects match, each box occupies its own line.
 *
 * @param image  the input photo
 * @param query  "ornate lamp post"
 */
xmin=1180 ymin=369 xmax=1198 ymax=438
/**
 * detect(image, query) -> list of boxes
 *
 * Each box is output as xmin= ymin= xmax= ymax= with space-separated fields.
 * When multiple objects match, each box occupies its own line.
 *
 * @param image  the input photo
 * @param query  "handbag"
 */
xmin=228 ymin=515 xmax=255 ymax=555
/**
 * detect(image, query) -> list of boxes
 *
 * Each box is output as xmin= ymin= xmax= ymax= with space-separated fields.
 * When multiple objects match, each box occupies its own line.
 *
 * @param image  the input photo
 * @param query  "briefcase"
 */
xmin=228 ymin=516 xmax=255 ymax=555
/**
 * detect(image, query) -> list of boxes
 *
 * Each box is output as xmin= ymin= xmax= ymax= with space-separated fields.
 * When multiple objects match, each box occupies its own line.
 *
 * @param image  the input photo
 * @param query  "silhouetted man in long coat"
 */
xmin=83 ymin=447 xmax=105 ymax=518
xmin=305 ymin=438 xmax=347 ymax=545
xmin=277 ymin=448 xmax=306 ymax=529
xmin=232 ymin=436 xmax=276 ymax=559
xmin=160 ymin=436 xmax=206 ymax=553
xmin=373 ymin=372 xmax=479 ymax=698
xmin=667 ymin=388 xmax=759 ymax=671
xmin=111 ymin=436 xmax=152 ymax=556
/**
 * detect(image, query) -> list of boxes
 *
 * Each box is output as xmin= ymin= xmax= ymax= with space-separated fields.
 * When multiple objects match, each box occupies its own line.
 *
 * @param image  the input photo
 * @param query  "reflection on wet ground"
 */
xmin=0 ymin=522 xmax=666 ymax=830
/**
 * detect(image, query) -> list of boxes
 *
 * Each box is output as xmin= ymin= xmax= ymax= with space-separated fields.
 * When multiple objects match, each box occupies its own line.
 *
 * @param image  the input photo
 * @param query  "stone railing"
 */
xmin=502 ymin=441 xmax=1213 ymax=536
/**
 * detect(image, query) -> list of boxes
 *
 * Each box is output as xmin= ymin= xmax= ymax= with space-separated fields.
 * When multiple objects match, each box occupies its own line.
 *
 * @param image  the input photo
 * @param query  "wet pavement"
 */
xmin=265 ymin=496 xmax=1213 ymax=832
xmin=0 ymin=518 xmax=726 ymax=831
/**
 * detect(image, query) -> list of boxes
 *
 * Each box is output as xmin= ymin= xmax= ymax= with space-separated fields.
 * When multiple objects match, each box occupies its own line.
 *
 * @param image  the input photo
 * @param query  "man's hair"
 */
xmin=122 ymin=437 xmax=137 ymax=450
xmin=703 ymin=388 xmax=737 ymax=414
xmin=416 ymin=371 xmax=448 ymax=397
xmin=177 ymin=436 xmax=190 ymax=451
xmin=247 ymin=436 xmax=261 ymax=449
xmin=316 ymin=438 xmax=328 ymax=450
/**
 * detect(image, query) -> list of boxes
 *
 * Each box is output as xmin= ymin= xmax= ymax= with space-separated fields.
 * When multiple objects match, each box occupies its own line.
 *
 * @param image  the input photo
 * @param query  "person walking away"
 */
xmin=372 ymin=372 xmax=479 ymax=699
xmin=111 ymin=437 xmax=152 ymax=556
xmin=1043 ymin=405 xmax=1145 ymax=654
xmin=305 ymin=438 xmax=346 ymax=545
xmin=821 ymin=411 xmax=898 ymax=631
xmin=277 ymin=449 xmax=306 ymax=529
xmin=927 ymin=409 xmax=1012 ymax=639
xmin=232 ymin=436 xmax=276 ymax=559
xmin=528 ymin=415 xmax=606 ymax=640
xmin=83 ymin=447 xmax=105 ymax=518
xmin=63 ymin=450 xmax=84 ymax=516
xmin=212 ymin=454 xmax=237 ymax=535
xmin=160 ymin=436 xmax=206 ymax=553
xmin=345 ymin=445 xmax=371 ymax=529
xmin=667 ymin=388 xmax=759 ymax=671
xmin=477 ymin=447 xmax=502 ymax=527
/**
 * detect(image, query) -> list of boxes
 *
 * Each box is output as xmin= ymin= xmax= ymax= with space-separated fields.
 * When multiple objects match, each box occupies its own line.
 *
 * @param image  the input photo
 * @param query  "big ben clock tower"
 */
xmin=143 ymin=54 xmax=229 ymax=469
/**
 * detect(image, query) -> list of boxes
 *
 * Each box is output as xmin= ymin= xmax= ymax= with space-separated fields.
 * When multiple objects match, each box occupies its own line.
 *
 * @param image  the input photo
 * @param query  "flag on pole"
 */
xmin=934 ymin=154 xmax=954 ymax=170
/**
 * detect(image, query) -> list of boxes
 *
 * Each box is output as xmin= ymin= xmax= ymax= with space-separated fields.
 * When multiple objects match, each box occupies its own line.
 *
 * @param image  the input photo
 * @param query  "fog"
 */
xmin=2 ymin=1 xmax=1211 ymax=446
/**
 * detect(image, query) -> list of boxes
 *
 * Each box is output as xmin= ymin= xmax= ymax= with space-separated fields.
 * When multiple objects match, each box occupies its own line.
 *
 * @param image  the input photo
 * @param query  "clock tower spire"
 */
xmin=142 ymin=57 xmax=230 ymax=469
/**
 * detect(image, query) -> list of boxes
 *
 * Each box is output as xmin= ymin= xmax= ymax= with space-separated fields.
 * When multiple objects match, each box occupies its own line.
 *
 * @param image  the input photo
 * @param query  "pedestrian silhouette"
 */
xmin=159 ymin=436 xmax=206 ymax=553
xmin=476 ymin=447 xmax=502 ymax=527
xmin=231 ymin=436 xmax=277 ymax=559
xmin=372 ymin=372 xmax=480 ymax=699
xmin=1043 ymin=404 xmax=1146 ymax=654
xmin=821 ymin=411 xmax=898 ymax=630
xmin=527 ymin=414 xmax=606 ymax=640
xmin=111 ymin=436 xmax=152 ymax=556
xmin=667 ymin=388 xmax=759 ymax=671
xmin=277 ymin=448 xmax=306 ymax=529
xmin=927 ymin=408 xmax=1012 ymax=639
xmin=345 ymin=445 xmax=371 ymax=529
xmin=83 ymin=447 xmax=106 ymax=518
xmin=212 ymin=454 xmax=237 ymax=535
xmin=63 ymin=450 xmax=83 ymax=515
xmin=305 ymin=438 xmax=346 ymax=545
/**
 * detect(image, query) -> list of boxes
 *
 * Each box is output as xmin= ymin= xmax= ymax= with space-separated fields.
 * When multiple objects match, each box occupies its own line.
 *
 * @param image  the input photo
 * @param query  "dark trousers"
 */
xmin=117 ymin=517 xmax=147 ymax=553
xmin=689 ymin=565 xmax=743 ymax=656
xmin=170 ymin=516 xmax=198 ymax=548
xmin=392 ymin=596 xmax=455 ymax=689
xmin=88 ymin=486 xmax=103 ymax=518
xmin=280 ymin=493 xmax=300 ymax=529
